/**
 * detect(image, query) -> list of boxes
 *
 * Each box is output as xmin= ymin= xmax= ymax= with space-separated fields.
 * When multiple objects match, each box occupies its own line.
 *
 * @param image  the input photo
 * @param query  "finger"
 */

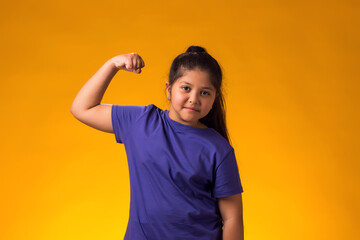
xmin=131 ymin=56 xmax=137 ymax=69
xmin=140 ymin=57 xmax=145 ymax=68
xmin=130 ymin=68 xmax=140 ymax=74
xmin=136 ymin=57 xmax=141 ymax=69
xmin=125 ymin=59 xmax=132 ymax=69
xmin=136 ymin=54 xmax=143 ymax=68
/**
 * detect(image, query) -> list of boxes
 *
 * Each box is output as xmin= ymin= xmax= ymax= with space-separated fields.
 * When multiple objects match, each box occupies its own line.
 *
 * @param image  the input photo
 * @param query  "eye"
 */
xmin=201 ymin=91 xmax=210 ymax=96
xmin=181 ymin=86 xmax=190 ymax=91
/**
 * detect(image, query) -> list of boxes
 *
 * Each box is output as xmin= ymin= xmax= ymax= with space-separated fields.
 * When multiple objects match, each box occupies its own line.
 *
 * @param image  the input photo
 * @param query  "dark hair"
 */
xmin=168 ymin=45 xmax=230 ymax=142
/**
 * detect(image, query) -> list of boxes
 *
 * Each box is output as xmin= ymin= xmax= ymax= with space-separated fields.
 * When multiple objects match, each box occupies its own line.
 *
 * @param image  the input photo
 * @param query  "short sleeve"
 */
xmin=212 ymin=148 xmax=244 ymax=198
xmin=111 ymin=104 xmax=147 ymax=143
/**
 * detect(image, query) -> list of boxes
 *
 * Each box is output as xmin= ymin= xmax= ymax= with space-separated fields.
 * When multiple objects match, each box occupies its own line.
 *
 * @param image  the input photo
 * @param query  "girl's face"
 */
xmin=166 ymin=68 xmax=216 ymax=128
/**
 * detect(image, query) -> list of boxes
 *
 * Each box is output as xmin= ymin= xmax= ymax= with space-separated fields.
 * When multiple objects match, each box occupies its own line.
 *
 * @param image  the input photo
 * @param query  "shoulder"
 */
xmin=111 ymin=104 xmax=165 ymax=143
xmin=140 ymin=104 xmax=165 ymax=119
xmin=188 ymin=129 xmax=233 ymax=162
xmin=111 ymin=103 xmax=158 ymax=111
xmin=111 ymin=103 xmax=164 ymax=130
xmin=202 ymin=129 xmax=233 ymax=153
xmin=147 ymin=104 xmax=163 ymax=113
xmin=112 ymin=103 xmax=162 ymax=117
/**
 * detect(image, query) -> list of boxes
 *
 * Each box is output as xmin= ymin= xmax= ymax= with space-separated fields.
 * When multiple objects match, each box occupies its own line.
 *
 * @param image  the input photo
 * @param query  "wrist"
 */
xmin=107 ymin=58 xmax=122 ymax=72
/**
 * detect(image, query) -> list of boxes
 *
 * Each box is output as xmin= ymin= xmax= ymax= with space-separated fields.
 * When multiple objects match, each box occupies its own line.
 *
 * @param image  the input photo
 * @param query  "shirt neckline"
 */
xmin=164 ymin=109 xmax=213 ymax=133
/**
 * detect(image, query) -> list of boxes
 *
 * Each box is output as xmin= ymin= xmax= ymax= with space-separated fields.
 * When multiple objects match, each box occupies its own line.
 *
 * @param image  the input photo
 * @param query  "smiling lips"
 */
xmin=184 ymin=107 xmax=200 ymax=112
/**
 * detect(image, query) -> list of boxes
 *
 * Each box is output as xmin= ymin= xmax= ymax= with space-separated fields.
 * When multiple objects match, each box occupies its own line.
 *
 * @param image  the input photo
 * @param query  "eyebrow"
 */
xmin=179 ymin=81 xmax=215 ymax=91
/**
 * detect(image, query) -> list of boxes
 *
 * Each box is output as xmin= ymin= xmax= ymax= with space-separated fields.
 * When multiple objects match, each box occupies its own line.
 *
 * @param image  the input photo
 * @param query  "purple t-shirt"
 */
xmin=111 ymin=104 xmax=243 ymax=240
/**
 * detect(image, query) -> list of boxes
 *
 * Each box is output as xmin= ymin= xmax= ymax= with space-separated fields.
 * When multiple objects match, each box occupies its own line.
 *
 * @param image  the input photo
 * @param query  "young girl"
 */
xmin=70 ymin=46 xmax=244 ymax=240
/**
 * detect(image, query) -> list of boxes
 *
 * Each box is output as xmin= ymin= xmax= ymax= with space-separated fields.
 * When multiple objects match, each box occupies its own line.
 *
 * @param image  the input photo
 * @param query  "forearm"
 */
xmin=223 ymin=217 xmax=244 ymax=240
xmin=70 ymin=59 xmax=118 ymax=113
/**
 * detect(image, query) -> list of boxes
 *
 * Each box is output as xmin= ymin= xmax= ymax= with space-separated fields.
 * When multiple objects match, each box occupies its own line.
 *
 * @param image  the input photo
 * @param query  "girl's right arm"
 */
xmin=70 ymin=53 xmax=145 ymax=133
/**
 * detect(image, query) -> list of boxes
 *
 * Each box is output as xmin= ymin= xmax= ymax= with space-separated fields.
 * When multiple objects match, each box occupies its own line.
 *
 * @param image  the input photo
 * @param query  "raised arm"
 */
xmin=70 ymin=53 xmax=145 ymax=133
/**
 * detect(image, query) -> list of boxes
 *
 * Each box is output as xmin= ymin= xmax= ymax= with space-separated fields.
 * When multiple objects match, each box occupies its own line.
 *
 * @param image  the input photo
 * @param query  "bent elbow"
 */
xmin=70 ymin=104 xmax=82 ymax=118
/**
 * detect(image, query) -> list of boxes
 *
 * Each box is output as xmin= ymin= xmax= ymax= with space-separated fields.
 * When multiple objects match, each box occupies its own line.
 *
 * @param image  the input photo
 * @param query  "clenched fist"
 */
xmin=110 ymin=53 xmax=145 ymax=74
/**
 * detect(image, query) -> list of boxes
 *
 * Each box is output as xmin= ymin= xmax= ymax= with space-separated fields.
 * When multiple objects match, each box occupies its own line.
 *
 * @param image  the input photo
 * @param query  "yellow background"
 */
xmin=1 ymin=0 xmax=359 ymax=239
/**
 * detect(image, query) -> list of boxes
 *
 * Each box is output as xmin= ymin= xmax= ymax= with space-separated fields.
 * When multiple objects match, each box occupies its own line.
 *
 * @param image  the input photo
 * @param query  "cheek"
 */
xmin=172 ymin=91 xmax=186 ymax=102
xmin=204 ymin=97 xmax=216 ymax=108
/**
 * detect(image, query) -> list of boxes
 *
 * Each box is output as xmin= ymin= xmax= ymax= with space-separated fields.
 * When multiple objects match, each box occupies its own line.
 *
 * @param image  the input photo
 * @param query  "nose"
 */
xmin=188 ymin=92 xmax=200 ymax=105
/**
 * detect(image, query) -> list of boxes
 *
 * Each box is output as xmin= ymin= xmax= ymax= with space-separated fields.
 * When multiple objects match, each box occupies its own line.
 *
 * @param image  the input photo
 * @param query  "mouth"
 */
xmin=184 ymin=107 xmax=200 ymax=112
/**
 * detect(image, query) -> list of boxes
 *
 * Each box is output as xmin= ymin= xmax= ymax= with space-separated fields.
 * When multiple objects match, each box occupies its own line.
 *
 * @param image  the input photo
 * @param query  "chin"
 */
xmin=179 ymin=116 xmax=198 ymax=124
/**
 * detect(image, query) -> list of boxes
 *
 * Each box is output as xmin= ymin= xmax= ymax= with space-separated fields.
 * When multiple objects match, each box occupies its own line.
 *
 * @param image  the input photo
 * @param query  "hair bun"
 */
xmin=185 ymin=46 xmax=207 ymax=54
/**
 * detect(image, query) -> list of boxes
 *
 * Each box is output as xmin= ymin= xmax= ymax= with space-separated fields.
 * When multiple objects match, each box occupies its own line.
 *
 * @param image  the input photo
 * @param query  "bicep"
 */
xmin=218 ymin=193 xmax=243 ymax=222
xmin=71 ymin=103 xmax=114 ymax=133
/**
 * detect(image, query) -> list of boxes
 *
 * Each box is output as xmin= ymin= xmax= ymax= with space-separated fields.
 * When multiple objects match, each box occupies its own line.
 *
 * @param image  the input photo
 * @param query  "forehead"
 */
xmin=176 ymin=69 xmax=215 ymax=90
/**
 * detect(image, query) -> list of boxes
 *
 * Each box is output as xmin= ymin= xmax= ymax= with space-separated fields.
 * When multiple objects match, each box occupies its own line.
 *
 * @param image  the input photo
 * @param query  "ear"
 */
xmin=165 ymin=82 xmax=171 ymax=100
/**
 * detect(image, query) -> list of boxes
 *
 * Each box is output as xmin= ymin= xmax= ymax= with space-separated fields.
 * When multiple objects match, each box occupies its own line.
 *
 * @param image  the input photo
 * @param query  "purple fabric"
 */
xmin=111 ymin=104 xmax=243 ymax=240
